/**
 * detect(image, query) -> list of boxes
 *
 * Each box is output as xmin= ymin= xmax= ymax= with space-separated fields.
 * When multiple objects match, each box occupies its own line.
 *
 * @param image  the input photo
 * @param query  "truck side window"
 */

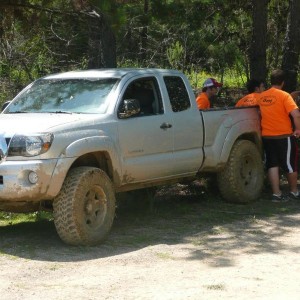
xmin=164 ymin=76 xmax=191 ymax=112
xmin=120 ymin=77 xmax=164 ymax=117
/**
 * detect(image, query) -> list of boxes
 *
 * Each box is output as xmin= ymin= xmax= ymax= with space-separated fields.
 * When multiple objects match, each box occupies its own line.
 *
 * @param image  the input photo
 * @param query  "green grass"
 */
xmin=0 ymin=211 xmax=52 ymax=225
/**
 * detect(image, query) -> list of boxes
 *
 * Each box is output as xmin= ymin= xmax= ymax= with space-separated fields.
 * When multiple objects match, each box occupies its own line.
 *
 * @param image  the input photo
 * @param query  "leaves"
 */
xmin=0 ymin=0 xmax=297 ymax=104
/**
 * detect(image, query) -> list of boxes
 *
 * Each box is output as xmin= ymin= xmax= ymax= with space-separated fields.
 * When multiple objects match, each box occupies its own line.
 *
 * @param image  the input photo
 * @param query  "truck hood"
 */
xmin=0 ymin=113 xmax=95 ymax=137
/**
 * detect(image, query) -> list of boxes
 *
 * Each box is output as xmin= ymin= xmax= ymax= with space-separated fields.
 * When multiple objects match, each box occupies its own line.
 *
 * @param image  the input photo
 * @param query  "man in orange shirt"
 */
xmin=196 ymin=78 xmax=222 ymax=110
xmin=258 ymin=69 xmax=300 ymax=202
xmin=235 ymin=79 xmax=265 ymax=107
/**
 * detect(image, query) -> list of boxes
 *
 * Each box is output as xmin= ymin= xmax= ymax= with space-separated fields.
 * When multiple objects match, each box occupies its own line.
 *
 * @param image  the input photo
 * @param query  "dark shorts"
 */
xmin=263 ymin=136 xmax=298 ymax=172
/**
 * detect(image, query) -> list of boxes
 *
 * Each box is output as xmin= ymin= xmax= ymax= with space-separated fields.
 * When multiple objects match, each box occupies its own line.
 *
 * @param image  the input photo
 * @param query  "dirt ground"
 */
xmin=1 ymin=182 xmax=300 ymax=300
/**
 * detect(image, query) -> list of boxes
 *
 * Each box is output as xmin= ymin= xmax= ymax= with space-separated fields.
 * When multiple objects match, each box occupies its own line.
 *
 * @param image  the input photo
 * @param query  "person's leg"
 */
xmin=263 ymin=138 xmax=281 ymax=195
xmin=268 ymin=167 xmax=281 ymax=195
xmin=287 ymin=171 xmax=298 ymax=193
xmin=279 ymin=136 xmax=299 ymax=194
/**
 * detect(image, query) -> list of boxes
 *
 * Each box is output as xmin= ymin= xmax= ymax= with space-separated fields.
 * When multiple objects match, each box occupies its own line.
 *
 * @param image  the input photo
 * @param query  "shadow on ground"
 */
xmin=0 ymin=178 xmax=300 ymax=265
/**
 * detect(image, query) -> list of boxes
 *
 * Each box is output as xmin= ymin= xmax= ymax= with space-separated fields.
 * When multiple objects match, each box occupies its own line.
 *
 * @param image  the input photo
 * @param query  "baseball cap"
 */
xmin=203 ymin=78 xmax=223 ymax=88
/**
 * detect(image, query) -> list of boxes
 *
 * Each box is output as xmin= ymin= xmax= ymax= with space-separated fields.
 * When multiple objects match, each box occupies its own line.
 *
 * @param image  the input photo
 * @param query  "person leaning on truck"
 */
xmin=196 ymin=78 xmax=223 ymax=110
xmin=235 ymin=79 xmax=265 ymax=107
xmin=258 ymin=69 xmax=300 ymax=202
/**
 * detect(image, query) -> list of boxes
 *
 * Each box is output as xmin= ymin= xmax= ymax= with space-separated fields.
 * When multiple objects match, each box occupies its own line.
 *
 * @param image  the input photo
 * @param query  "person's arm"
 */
xmin=290 ymin=109 xmax=300 ymax=137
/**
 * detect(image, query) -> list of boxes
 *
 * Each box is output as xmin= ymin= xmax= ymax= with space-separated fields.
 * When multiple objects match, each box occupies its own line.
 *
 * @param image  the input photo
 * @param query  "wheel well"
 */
xmin=238 ymin=133 xmax=263 ymax=155
xmin=70 ymin=152 xmax=113 ymax=180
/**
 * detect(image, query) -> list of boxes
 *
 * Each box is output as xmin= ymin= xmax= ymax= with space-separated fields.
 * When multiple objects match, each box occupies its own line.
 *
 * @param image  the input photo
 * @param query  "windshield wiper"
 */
xmin=7 ymin=110 xmax=80 ymax=114
xmin=42 ymin=110 xmax=74 ymax=114
xmin=7 ymin=111 xmax=29 ymax=114
xmin=53 ymin=110 xmax=73 ymax=114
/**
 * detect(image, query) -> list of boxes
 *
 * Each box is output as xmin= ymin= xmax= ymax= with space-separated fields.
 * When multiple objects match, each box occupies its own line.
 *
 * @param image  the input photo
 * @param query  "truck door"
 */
xmin=163 ymin=76 xmax=204 ymax=174
xmin=117 ymin=77 xmax=174 ymax=183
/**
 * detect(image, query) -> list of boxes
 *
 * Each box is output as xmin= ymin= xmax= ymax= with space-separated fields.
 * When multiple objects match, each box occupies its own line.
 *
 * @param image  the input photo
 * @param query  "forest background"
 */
xmin=0 ymin=0 xmax=299 ymax=105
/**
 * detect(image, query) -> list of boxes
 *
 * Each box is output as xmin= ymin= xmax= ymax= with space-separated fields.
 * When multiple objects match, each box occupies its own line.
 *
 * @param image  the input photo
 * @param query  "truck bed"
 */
xmin=199 ymin=106 xmax=261 ymax=171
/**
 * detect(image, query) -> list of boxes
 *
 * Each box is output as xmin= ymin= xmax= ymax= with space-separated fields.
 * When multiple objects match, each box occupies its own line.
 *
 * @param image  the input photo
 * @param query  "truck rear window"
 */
xmin=163 ymin=76 xmax=191 ymax=112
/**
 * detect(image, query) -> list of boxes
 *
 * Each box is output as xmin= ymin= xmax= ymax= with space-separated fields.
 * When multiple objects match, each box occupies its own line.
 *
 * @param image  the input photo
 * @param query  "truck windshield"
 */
xmin=4 ymin=78 xmax=119 ymax=114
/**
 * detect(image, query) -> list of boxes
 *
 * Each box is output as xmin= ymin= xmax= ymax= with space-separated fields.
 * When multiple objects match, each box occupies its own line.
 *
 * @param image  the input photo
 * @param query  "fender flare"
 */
xmin=220 ymin=119 xmax=262 ymax=165
xmin=47 ymin=136 xmax=122 ymax=198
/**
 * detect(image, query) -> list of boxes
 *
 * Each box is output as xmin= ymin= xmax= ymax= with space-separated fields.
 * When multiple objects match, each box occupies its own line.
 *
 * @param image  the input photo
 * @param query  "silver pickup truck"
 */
xmin=0 ymin=68 xmax=263 ymax=245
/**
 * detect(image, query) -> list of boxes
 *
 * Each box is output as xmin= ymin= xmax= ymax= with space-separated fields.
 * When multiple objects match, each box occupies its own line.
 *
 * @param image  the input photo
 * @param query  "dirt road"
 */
xmin=1 ymin=184 xmax=300 ymax=299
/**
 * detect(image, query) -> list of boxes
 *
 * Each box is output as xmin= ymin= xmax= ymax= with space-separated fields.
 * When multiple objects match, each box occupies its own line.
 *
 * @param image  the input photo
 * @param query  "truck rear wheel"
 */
xmin=53 ymin=167 xmax=115 ymax=246
xmin=217 ymin=140 xmax=264 ymax=203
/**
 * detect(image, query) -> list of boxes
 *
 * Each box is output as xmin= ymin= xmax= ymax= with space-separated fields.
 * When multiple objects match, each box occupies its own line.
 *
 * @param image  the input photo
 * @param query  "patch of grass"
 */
xmin=0 ymin=251 xmax=18 ymax=259
xmin=0 ymin=211 xmax=52 ymax=226
xmin=48 ymin=263 xmax=62 ymax=271
xmin=156 ymin=252 xmax=174 ymax=260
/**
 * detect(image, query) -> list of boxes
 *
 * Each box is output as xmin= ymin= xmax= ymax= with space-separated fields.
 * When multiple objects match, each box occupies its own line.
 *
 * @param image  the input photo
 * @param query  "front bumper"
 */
xmin=0 ymin=159 xmax=59 ymax=201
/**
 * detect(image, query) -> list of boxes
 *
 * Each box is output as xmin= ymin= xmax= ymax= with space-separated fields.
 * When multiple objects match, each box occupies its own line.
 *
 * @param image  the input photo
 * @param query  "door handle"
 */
xmin=160 ymin=122 xmax=172 ymax=130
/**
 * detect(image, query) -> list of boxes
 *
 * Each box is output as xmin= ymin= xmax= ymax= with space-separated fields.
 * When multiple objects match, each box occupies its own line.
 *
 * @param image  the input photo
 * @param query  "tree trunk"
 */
xmin=281 ymin=0 xmax=300 ymax=93
xmin=249 ymin=0 xmax=268 ymax=82
xmin=84 ymin=11 xmax=117 ymax=69
xmin=140 ymin=0 xmax=149 ymax=62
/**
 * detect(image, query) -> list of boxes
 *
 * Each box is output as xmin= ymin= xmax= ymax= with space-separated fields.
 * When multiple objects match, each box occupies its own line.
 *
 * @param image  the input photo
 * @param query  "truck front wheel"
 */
xmin=53 ymin=167 xmax=115 ymax=245
xmin=217 ymin=140 xmax=264 ymax=203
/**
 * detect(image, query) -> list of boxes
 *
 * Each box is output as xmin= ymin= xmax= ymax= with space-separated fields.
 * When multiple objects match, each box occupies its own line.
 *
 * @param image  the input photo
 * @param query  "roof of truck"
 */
xmin=44 ymin=68 xmax=182 ymax=79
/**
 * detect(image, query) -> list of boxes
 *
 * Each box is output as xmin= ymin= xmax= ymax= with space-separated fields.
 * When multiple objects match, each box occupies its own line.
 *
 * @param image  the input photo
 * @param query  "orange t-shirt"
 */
xmin=196 ymin=93 xmax=210 ymax=110
xmin=258 ymin=87 xmax=298 ymax=136
xmin=235 ymin=93 xmax=259 ymax=107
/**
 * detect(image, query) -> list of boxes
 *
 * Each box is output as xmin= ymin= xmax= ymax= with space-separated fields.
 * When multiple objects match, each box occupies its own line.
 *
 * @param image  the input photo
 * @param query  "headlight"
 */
xmin=8 ymin=133 xmax=53 ymax=157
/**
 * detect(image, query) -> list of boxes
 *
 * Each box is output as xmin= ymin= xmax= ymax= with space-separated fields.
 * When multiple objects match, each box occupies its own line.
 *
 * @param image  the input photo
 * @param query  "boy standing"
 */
xmin=258 ymin=69 xmax=300 ymax=202
xmin=235 ymin=79 xmax=265 ymax=107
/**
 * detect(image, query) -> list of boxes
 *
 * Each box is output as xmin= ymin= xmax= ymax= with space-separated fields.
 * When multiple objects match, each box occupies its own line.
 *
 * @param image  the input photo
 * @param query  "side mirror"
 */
xmin=118 ymin=99 xmax=140 ymax=119
xmin=1 ymin=101 xmax=11 ymax=112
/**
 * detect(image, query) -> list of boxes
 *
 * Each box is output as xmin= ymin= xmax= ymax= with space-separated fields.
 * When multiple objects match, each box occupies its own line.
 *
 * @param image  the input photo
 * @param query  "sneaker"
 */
xmin=288 ymin=191 xmax=300 ymax=200
xmin=271 ymin=194 xmax=289 ymax=203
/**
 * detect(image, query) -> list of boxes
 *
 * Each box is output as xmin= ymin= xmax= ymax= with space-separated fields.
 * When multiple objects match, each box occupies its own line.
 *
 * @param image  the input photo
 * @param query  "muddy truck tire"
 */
xmin=53 ymin=167 xmax=115 ymax=246
xmin=217 ymin=140 xmax=264 ymax=203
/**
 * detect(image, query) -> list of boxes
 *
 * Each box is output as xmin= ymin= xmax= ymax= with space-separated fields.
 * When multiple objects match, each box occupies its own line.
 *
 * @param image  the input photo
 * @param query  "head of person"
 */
xmin=270 ymin=69 xmax=285 ymax=87
xmin=202 ymin=78 xmax=223 ymax=98
xmin=246 ymin=79 xmax=265 ymax=93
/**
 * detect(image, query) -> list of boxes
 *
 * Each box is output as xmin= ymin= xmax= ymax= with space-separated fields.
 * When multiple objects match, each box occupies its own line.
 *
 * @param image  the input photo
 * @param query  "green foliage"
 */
xmin=187 ymin=70 xmax=210 ymax=90
xmin=116 ymin=0 xmax=255 ymax=78
xmin=267 ymin=0 xmax=289 ymax=69
xmin=187 ymin=69 xmax=247 ymax=91
xmin=0 ymin=0 xmax=296 ymax=102
xmin=167 ymin=41 xmax=184 ymax=70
